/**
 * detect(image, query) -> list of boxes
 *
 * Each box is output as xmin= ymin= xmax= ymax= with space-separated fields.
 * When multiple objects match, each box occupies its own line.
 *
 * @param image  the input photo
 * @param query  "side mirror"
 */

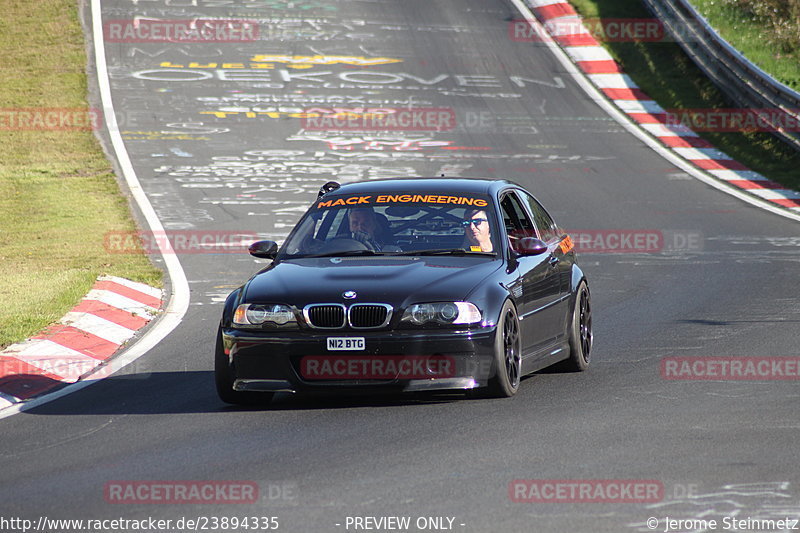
xmin=515 ymin=237 xmax=548 ymax=256
xmin=248 ymin=240 xmax=278 ymax=259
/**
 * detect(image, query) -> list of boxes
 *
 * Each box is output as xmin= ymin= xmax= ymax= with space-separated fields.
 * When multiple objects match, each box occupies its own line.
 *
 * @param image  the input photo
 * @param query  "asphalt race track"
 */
xmin=2 ymin=1 xmax=800 ymax=532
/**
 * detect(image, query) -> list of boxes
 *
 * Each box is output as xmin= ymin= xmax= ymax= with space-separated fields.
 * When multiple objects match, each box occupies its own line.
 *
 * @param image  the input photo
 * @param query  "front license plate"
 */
xmin=327 ymin=337 xmax=365 ymax=351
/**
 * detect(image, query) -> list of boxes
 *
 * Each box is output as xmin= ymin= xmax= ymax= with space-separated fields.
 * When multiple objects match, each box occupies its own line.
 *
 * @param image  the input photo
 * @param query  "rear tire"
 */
xmin=560 ymin=281 xmax=592 ymax=372
xmin=215 ymin=329 xmax=274 ymax=406
xmin=485 ymin=301 xmax=522 ymax=398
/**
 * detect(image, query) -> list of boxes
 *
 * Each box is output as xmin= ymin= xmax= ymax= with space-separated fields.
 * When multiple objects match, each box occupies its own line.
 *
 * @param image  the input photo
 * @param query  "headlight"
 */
xmin=233 ymin=304 xmax=296 ymax=327
xmin=401 ymin=302 xmax=482 ymax=326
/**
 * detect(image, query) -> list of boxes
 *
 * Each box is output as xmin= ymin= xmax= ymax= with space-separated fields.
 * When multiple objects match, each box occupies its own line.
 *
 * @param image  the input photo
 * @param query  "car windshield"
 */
xmin=280 ymin=192 xmax=499 ymax=258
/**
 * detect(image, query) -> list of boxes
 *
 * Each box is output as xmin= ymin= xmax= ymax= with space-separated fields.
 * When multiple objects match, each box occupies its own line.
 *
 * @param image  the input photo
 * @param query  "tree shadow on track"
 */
xmin=21 ymin=370 xmax=472 ymax=416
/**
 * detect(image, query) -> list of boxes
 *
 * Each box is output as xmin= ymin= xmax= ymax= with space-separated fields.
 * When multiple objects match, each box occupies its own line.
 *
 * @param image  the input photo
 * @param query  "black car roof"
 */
xmin=324 ymin=177 xmax=516 ymax=197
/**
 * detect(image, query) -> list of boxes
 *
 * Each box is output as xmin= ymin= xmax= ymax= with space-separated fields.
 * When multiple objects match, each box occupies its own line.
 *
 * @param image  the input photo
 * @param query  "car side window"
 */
xmin=519 ymin=191 xmax=559 ymax=242
xmin=500 ymin=193 xmax=536 ymax=249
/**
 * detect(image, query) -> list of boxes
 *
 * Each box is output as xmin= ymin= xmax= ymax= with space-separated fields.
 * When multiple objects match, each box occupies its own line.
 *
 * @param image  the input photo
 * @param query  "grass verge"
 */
xmin=0 ymin=0 xmax=162 ymax=349
xmin=690 ymin=0 xmax=800 ymax=91
xmin=567 ymin=0 xmax=800 ymax=192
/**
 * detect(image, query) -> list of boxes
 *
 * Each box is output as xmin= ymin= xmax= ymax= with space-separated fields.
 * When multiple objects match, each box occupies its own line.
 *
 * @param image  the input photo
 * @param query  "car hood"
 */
xmin=243 ymin=255 xmax=502 ymax=307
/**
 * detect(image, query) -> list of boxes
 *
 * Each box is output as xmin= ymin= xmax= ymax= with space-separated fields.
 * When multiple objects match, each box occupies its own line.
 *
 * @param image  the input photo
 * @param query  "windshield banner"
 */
xmin=316 ymin=194 xmax=489 ymax=209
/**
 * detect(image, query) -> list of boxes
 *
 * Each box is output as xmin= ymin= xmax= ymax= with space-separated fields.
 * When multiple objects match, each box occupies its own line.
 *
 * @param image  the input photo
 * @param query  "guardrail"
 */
xmin=642 ymin=0 xmax=800 ymax=150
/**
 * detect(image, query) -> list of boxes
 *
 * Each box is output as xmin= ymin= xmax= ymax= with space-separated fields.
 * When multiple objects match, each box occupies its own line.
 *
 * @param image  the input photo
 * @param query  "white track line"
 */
xmin=509 ymin=0 xmax=800 ymax=224
xmin=0 ymin=1 xmax=191 ymax=420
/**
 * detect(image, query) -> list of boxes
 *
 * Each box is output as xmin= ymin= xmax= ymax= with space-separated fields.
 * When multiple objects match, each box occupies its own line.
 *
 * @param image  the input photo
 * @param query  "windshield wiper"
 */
xmin=294 ymin=249 xmax=385 ymax=259
xmin=288 ymin=248 xmax=496 ymax=259
xmin=394 ymin=249 xmax=496 ymax=256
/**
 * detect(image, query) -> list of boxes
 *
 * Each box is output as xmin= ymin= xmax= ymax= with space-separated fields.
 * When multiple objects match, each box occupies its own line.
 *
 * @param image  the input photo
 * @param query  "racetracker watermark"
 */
xmin=509 ymin=479 xmax=664 ymax=503
xmin=300 ymin=355 xmax=457 ymax=380
xmin=567 ymin=230 xmax=703 ymax=253
xmin=2 ymin=516 xmax=280 ymax=532
xmin=104 ymin=19 xmax=259 ymax=42
xmin=508 ymin=18 xmax=701 ymax=43
xmin=0 ymin=108 xmax=101 ymax=131
xmin=661 ymin=357 xmax=800 ymax=381
xmin=301 ymin=108 xmax=456 ymax=131
xmin=0 ymin=356 xmax=107 ymax=383
xmin=104 ymin=230 xmax=259 ymax=254
xmin=665 ymin=108 xmax=800 ymax=132
xmin=104 ymin=481 xmax=259 ymax=504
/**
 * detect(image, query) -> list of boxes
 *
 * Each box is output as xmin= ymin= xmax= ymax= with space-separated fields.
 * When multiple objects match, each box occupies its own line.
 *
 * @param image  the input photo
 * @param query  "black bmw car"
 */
xmin=216 ymin=178 xmax=592 ymax=404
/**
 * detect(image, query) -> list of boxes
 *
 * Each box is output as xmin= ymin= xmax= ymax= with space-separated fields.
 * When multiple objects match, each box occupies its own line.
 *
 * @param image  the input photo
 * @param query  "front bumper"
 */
xmin=221 ymin=327 xmax=498 ymax=394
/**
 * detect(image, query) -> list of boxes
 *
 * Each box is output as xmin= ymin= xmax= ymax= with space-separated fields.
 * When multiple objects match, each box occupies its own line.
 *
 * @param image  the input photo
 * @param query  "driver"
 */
xmin=463 ymin=209 xmax=493 ymax=252
xmin=348 ymin=208 xmax=384 ymax=251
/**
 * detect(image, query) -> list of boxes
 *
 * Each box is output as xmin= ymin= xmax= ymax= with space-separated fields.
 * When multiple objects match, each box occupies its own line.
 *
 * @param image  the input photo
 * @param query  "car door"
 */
xmin=517 ymin=190 xmax=573 ymax=340
xmin=499 ymin=191 xmax=563 ymax=354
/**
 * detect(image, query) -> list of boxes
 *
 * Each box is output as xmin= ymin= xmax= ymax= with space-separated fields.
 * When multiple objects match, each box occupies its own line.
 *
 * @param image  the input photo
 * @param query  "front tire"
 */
xmin=215 ymin=329 xmax=274 ymax=406
xmin=485 ymin=301 xmax=522 ymax=398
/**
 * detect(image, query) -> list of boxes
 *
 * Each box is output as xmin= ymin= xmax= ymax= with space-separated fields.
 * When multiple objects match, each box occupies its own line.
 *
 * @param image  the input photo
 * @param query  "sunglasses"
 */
xmin=462 ymin=218 xmax=488 ymax=228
